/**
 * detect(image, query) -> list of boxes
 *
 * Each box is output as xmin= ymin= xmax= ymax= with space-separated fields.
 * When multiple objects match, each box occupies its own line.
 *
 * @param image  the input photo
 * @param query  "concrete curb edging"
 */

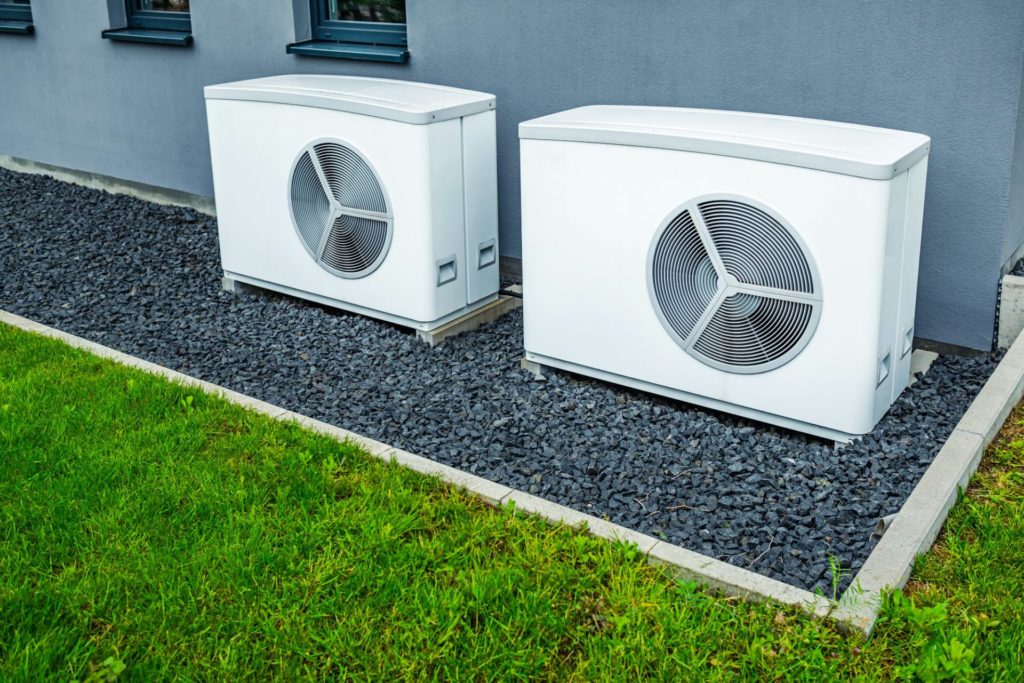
xmin=832 ymin=327 xmax=1024 ymax=634
xmin=4 ymin=308 xmax=1023 ymax=635
xmin=0 ymin=155 xmax=217 ymax=215
xmin=0 ymin=309 xmax=830 ymax=618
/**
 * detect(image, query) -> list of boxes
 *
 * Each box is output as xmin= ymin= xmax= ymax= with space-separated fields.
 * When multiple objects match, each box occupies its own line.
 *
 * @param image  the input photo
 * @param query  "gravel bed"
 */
xmin=0 ymin=169 xmax=1001 ymax=593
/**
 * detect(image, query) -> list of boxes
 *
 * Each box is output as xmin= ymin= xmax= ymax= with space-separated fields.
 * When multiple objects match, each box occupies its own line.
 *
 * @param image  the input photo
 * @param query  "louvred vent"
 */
xmin=289 ymin=140 xmax=392 ymax=278
xmin=649 ymin=198 xmax=822 ymax=373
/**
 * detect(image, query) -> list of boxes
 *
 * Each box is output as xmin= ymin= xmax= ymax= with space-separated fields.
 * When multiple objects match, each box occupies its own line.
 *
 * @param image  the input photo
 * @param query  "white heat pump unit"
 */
xmin=204 ymin=75 xmax=499 ymax=330
xmin=520 ymin=106 xmax=930 ymax=441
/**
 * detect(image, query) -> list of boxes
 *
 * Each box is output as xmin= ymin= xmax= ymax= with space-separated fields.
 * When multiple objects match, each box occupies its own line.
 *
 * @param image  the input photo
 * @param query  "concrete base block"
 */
xmin=519 ymin=357 xmax=548 ymax=380
xmin=221 ymin=275 xmax=239 ymax=293
xmin=221 ymin=275 xmax=269 ymax=299
xmin=998 ymin=274 xmax=1024 ymax=350
xmin=416 ymin=295 xmax=521 ymax=346
xmin=909 ymin=349 xmax=939 ymax=385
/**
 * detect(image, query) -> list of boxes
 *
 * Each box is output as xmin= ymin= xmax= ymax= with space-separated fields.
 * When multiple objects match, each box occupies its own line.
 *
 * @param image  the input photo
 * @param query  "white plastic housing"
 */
xmin=205 ymin=76 xmax=499 ymax=330
xmin=520 ymin=106 xmax=930 ymax=441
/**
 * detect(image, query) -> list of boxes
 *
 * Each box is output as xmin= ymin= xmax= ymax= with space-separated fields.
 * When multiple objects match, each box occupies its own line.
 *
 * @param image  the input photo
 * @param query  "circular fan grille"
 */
xmin=648 ymin=197 xmax=821 ymax=374
xmin=289 ymin=140 xmax=392 ymax=278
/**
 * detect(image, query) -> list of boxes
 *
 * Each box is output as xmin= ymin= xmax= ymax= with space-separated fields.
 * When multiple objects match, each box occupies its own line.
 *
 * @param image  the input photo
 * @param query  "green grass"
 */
xmin=0 ymin=323 xmax=1021 ymax=681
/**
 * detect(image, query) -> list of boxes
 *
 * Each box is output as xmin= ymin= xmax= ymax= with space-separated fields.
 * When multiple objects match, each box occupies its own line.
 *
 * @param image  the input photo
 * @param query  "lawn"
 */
xmin=0 ymin=323 xmax=1020 ymax=681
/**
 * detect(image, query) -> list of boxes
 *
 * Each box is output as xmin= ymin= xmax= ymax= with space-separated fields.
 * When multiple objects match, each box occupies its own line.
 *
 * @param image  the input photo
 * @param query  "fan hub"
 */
xmin=648 ymin=197 xmax=822 ymax=374
xmin=288 ymin=139 xmax=393 ymax=279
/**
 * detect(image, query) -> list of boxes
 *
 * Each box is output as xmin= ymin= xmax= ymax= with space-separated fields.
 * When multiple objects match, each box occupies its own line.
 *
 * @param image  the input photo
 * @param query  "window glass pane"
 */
xmin=137 ymin=0 xmax=189 ymax=11
xmin=327 ymin=1 xmax=405 ymax=23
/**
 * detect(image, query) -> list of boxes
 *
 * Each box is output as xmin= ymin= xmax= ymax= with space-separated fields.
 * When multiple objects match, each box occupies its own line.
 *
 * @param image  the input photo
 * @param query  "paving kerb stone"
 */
xmin=842 ymin=430 xmax=984 ymax=593
xmin=956 ymin=338 xmax=1024 ymax=443
xmin=501 ymin=489 xmax=662 ymax=553
xmin=276 ymin=410 xmax=396 ymax=457
xmin=834 ymin=429 xmax=988 ymax=634
xmin=272 ymin=412 xmax=515 ymax=506
xmin=647 ymin=541 xmax=833 ymax=618
xmin=7 ymin=308 xmax=1024 ymax=634
xmin=0 ymin=308 xmax=837 ymax=618
xmin=833 ymin=325 xmax=1024 ymax=635
xmin=4 ymin=172 xmax=1003 ymax=593
xmin=0 ymin=310 xmax=287 ymax=417
xmin=382 ymin=451 xmax=515 ymax=507
xmin=498 ymin=488 xmax=830 ymax=613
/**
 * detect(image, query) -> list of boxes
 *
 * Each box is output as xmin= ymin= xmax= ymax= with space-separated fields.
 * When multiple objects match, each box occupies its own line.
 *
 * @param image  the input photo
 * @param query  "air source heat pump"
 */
xmin=204 ymin=75 xmax=499 ymax=330
xmin=519 ymin=106 xmax=930 ymax=441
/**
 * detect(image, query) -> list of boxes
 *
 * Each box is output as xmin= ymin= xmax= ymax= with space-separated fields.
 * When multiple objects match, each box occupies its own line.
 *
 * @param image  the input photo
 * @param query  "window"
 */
xmin=0 ymin=0 xmax=33 ymax=35
xmin=102 ymin=0 xmax=192 ymax=46
xmin=287 ymin=1 xmax=409 ymax=63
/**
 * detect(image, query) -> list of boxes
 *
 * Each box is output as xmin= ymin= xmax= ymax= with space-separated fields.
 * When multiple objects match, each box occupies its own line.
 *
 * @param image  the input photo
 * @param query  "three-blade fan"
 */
xmin=290 ymin=141 xmax=392 ymax=279
xmin=649 ymin=199 xmax=821 ymax=373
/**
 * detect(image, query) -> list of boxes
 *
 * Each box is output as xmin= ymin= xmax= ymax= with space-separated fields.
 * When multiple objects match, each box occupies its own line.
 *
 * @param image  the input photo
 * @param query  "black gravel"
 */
xmin=0 ymin=168 xmax=1000 ymax=593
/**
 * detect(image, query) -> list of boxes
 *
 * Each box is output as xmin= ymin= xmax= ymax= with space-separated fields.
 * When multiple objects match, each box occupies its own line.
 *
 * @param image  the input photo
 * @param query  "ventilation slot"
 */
xmin=289 ymin=140 xmax=392 ymax=279
xmin=649 ymin=197 xmax=822 ymax=374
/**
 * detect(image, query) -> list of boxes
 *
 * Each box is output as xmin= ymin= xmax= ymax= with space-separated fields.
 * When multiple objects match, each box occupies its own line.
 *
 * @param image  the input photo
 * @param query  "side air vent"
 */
xmin=289 ymin=140 xmax=392 ymax=279
xmin=648 ymin=197 xmax=822 ymax=374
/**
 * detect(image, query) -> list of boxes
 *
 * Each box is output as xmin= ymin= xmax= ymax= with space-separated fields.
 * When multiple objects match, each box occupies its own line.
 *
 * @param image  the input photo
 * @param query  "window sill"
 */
xmin=0 ymin=20 xmax=33 ymax=35
xmin=286 ymin=40 xmax=408 ymax=64
xmin=101 ymin=28 xmax=193 ymax=46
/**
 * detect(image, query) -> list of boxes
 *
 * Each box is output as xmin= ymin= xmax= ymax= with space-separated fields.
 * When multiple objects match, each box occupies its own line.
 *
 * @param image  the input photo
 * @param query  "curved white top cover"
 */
xmin=204 ymin=75 xmax=495 ymax=125
xmin=519 ymin=105 xmax=930 ymax=179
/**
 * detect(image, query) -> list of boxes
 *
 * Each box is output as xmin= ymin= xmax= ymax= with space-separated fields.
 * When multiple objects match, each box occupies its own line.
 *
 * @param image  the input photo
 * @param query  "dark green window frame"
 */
xmin=0 ymin=0 xmax=34 ymax=35
xmin=124 ymin=0 xmax=191 ymax=32
xmin=102 ymin=0 xmax=192 ymax=46
xmin=287 ymin=0 xmax=408 ymax=64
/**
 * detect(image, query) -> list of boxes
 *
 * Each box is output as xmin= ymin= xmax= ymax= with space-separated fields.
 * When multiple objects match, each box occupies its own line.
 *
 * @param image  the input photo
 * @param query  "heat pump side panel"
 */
xmin=206 ymin=99 xmax=466 ymax=323
xmin=461 ymin=110 xmax=500 ymax=304
xmin=521 ymin=139 xmax=895 ymax=436
xmin=891 ymin=158 xmax=929 ymax=403
xmin=872 ymin=171 xmax=906 ymax=422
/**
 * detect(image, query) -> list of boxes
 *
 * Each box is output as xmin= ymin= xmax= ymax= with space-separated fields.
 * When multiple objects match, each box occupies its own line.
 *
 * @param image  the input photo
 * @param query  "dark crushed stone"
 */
xmin=0 ymin=168 xmax=1001 ymax=593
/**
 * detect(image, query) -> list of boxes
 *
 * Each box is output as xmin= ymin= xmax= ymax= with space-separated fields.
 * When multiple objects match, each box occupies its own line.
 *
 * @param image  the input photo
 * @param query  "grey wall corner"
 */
xmin=1000 ymin=43 xmax=1024 ymax=273
xmin=290 ymin=0 xmax=312 ymax=43
xmin=104 ymin=0 xmax=127 ymax=29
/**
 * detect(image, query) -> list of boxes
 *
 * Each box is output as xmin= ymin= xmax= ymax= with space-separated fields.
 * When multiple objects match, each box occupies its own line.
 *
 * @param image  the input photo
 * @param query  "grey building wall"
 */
xmin=1 ymin=1 xmax=1023 ymax=351
xmin=1003 ymin=44 xmax=1024 ymax=271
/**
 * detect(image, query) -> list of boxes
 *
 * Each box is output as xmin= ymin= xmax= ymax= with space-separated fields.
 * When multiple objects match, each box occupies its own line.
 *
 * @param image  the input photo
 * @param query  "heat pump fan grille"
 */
xmin=649 ymin=197 xmax=821 ymax=374
xmin=650 ymin=210 xmax=720 ymax=339
xmin=699 ymin=200 xmax=814 ymax=293
xmin=321 ymin=215 xmax=390 ymax=274
xmin=289 ymin=140 xmax=392 ymax=278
